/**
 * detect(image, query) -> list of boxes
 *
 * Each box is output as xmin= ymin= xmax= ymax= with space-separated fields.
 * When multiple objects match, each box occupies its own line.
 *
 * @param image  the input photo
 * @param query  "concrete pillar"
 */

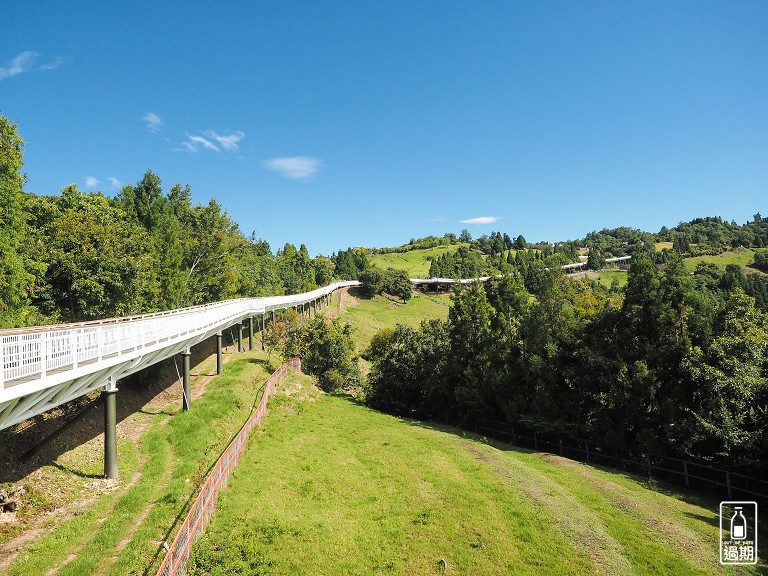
xmin=248 ymin=316 xmax=254 ymax=351
xmin=216 ymin=332 xmax=223 ymax=375
xmin=182 ymin=347 xmax=191 ymax=411
xmin=237 ymin=322 xmax=243 ymax=353
xmin=103 ymin=378 xmax=118 ymax=479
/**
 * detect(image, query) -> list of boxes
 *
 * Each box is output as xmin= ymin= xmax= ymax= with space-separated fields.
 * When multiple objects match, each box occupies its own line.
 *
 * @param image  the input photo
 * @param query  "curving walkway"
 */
xmin=0 ymin=281 xmax=358 ymax=432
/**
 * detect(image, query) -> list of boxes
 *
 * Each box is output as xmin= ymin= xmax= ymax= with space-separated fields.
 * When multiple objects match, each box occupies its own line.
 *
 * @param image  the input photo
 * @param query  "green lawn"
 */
xmin=683 ymin=248 xmax=760 ymax=272
xmin=594 ymin=270 xmax=628 ymax=289
xmin=368 ymin=244 xmax=467 ymax=277
xmin=339 ymin=289 xmax=451 ymax=351
xmin=6 ymin=350 xmax=280 ymax=576
xmin=188 ymin=375 xmax=762 ymax=575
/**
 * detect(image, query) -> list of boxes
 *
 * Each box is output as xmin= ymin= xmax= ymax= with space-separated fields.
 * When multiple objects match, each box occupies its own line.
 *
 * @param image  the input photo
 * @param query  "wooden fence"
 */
xmin=473 ymin=418 xmax=768 ymax=504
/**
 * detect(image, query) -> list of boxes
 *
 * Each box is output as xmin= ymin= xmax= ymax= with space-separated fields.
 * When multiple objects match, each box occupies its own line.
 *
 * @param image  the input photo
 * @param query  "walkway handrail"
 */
xmin=0 ymin=281 xmax=358 ymax=397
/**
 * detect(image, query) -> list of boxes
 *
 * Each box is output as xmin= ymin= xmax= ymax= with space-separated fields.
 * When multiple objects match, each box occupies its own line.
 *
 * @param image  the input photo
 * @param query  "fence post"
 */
xmin=683 ymin=461 xmax=689 ymax=487
xmin=646 ymin=454 xmax=652 ymax=477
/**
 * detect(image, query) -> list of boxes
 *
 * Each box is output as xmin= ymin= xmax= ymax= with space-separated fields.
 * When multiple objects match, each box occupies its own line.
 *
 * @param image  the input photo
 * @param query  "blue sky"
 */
xmin=2 ymin=1 xmax=766 ymax=256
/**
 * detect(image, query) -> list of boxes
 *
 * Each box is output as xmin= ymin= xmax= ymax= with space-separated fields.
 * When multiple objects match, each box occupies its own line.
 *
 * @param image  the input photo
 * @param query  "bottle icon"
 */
xmin=730 ymin=506 xmax=747 ymax=540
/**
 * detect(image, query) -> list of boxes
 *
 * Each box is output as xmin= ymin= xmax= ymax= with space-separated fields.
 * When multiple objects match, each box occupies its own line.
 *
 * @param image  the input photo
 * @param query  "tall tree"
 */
xmin=0 ymin=115 xmax=36 ymax=325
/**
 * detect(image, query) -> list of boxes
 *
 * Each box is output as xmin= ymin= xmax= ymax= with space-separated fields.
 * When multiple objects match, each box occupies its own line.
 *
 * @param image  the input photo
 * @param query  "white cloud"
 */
xmin=0 ymin=51 xmax=38 ymax=81
xmin=204 ymin=130 xmax=245 ymax=151
xmin=177 ymin=134 xmax=220 ymax=152
xmin=174 ymin=130 xmax=245 ymax=153
xmin=264 ymin=156 xmax=321 ymax=180
xmin=39 ymin=56 xmax=64 ymax=71
xmin=460 ymin=216 xmax=501 ymax=225
xmin=84 ymin=176 xmax=99 ymax=188
xmin=142 ymin=112 xmax=163 ymax=133
xmin=107 ymin=177 xmax=123 ymax=189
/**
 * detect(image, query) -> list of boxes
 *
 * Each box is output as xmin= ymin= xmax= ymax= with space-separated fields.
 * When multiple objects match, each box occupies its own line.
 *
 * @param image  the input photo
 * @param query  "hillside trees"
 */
xmin=367 ymin=320 xmax=451 ymax=419
xmin=0 ymin=116 xmax=38 ymax=326
xmin=332 ymin=248 xmax=370 ymax=280
xmin=680 ymin=290 xmax=768 ymax=464
xmin=366 ymin=253 xmax=768 ymax=475
xmin=28 ymin=187 xmax=157 ymax=321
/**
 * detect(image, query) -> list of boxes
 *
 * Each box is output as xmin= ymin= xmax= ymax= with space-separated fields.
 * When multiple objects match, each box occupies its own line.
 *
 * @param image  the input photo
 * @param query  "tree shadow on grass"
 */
xmin=244 ymin=357 xmax=277 ymax=373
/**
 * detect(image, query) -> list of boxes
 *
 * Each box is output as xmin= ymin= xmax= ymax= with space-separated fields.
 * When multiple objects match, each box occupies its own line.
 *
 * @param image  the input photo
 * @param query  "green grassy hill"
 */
xmin=368 ymin=244 xmax=467 ymax=277
xmin=683 ymin=247 xmax=763 ymax=273
xmin=332 ymin=288 xmax=451 ymax=351
xmin=188 ymin=374 xmax=760 ymax=575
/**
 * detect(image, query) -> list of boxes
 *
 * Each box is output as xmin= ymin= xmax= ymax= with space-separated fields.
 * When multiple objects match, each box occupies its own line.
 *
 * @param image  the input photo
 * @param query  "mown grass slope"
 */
xmin=368 ymin=244 xmax=467 ymax=277
xmin=189 ymin=376 xmax=762 ymax=575
xmin=333 ymin=288 xmax=451 ymax=351
xmin=683 ymin=248 xmax=763 ymax=273
xmin=5 ymin=350 xmax=278 ymax=576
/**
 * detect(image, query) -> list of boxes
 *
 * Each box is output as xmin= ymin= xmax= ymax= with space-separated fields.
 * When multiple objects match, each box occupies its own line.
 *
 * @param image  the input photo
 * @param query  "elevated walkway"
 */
xmin=0 ymin=281 xmax=358 ymax=432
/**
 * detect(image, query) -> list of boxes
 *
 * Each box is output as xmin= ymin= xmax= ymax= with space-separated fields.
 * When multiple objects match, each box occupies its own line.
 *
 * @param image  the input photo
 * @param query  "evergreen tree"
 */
xmin=0 ymin=115 xmax=36 ymax=325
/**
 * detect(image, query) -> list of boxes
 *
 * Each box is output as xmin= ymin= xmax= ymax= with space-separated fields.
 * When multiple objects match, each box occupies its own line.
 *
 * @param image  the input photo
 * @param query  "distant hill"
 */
xmin=368 ymin=243 xmax=466 ymax=277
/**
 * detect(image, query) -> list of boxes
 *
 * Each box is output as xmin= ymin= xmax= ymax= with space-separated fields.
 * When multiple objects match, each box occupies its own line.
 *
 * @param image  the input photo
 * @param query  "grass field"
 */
xmin=368 ymin=244 xmax=467 ymax=277
xmin=683 ymin=248 xmax=761 ymax=273
xmin=593 ymin=270 xmax=629 ymax=289
xmin=188 ymin=375 xmax=763 ymax=575
xmin=333 ymin=288 xmax=451 ymax=351
xmin=5 ymin=350 xmax=279 ymax=576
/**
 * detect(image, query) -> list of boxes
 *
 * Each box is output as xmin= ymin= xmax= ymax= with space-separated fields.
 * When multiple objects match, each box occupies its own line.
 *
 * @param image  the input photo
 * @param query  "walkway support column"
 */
xmin=261 ymin=313 xmax=266 ymax=351
xmin=216 ymin=332 xmax=223 ymax=375
xmin=248 ymin=317 xmax=254 ymax=351
xmin=237 ymin=322 xmax=243 ymax=353
xmin=103 ymin=377 xmax=118 ymax=479
xmin=182 ymin=346 xmax=191 ymax=411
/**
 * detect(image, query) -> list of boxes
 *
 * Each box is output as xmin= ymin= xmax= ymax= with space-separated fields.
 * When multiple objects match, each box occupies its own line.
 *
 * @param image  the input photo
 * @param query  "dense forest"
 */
xmin=367 ymin=250 xmax=768 ymax=476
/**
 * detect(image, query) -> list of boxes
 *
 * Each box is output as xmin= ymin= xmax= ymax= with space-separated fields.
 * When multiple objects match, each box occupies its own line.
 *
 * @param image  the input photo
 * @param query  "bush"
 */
xmin=363 ymin=327 xmax=395 ymax=362
xmin=383 ymin=268 xmax=412 ymax=302
xmin=358 ymin=269 xmax=384 ymax=298
xmin=302 ymin=316 xmax=361 ymax=392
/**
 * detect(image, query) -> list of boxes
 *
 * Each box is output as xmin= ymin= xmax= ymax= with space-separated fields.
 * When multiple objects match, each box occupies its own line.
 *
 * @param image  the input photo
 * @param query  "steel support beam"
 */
xmin=182 ymin=347 xmax=191 ymax=411
xmin=216 ymin=332 xmax=223 ymax=375
xmin=248 ymin=317 xmax=254 ymax=351
xmin=103 ymin=379 xmax=118 ymax=479
xmin=237 ymin=322 xmax=243 ymax=353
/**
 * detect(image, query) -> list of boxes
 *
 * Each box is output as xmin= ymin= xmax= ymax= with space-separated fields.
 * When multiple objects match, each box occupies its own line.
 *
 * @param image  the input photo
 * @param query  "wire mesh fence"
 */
xmin=154 ymin=357 xmax=301 ymax=576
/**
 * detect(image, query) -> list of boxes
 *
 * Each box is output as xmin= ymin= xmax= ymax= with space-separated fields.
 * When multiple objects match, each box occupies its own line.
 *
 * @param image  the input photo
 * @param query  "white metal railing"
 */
xmin=0 ymin=281 xmax=358 ymax=394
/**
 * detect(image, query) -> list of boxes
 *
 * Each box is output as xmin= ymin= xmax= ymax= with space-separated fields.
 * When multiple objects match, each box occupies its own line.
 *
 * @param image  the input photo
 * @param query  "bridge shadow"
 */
xmin=0 ymin=334 xmax=233 ymax=485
